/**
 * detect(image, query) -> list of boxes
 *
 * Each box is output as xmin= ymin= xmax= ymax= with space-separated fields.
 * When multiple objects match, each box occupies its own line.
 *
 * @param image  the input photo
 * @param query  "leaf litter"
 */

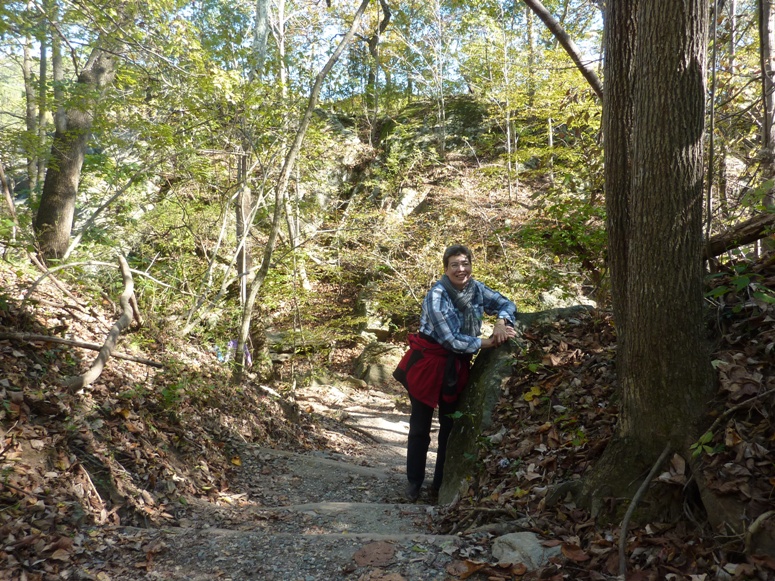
xmin=1 ymin=253 xmax=774 ymax=580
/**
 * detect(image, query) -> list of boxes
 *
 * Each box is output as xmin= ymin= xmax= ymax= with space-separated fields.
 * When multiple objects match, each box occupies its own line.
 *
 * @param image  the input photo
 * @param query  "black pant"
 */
xmin=406 ymin=393 xmax=457 ymax=490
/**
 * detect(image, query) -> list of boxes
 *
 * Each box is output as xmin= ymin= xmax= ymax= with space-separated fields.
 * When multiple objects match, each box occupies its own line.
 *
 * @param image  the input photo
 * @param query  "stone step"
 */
xmin=246 ymin=501 xmax=435 ymax=536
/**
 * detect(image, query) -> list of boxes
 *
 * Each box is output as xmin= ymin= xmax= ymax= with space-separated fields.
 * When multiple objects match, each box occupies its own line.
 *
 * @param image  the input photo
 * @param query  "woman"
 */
xmin=393 ymin=244 xmax=517 ymax=502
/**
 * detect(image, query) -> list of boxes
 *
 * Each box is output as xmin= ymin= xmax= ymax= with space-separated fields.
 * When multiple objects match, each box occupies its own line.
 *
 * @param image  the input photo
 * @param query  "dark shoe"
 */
xmin=405 ymin=482 xmax=421 ymax=502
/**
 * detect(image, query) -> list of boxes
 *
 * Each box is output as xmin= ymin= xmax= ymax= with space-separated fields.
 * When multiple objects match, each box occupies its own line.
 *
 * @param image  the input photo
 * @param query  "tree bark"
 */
xmin=581 ymin=0 xmax=715 ymax=519
xmin=601 ymin=0 xmax=635 ymax=345
xmin=251 ymin=0 xmax=270 ymax=80
xmin=760 ymin=0 xmax=775 ymax=208
xmin=34 ymin=47 xmax=117 ymax=260
xmin=522 ymin=0 xmax=603 ymax=100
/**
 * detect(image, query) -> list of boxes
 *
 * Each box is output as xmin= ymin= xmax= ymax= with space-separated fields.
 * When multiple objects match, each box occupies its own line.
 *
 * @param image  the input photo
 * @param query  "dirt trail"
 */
xmin=84 ymin=379 xmax=466 ymax=580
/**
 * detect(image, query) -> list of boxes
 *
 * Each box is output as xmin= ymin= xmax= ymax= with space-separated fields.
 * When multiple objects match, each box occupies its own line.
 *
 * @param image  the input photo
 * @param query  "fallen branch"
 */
xmin=619 ymin=444 xmax=671 ymax=578
xmin=22 ymin=260 xmax=187 ymax=308
xmin=704 ymin=212 xmax=775 ymax=259
xmin=704 ymin=387 xmax=775 ymax=437
xmin=342 ymin=422 xmax=381 ymax=443
xmin=64 ymin=256 xmax=136 ymax=390
xmin=0 ymin=332 xmax=163 ymax=368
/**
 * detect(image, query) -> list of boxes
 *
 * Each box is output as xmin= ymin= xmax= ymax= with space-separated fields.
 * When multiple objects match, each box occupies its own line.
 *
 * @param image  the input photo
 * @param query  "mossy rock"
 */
xmin=439 ymin=306 xmax=594 ymax=505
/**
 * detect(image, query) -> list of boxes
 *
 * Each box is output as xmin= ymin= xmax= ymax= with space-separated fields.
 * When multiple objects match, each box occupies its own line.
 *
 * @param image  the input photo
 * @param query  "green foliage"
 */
xmin=705 ymin=262 xmax=775 ymax=312
xmin=741 ymin=180 xmax=775 ymax=211
xmin=690 ymin=431 xmax=720 ymax=457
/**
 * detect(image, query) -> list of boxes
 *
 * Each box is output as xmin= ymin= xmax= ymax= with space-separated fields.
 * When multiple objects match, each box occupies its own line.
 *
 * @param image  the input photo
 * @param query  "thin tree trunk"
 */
xmin=36 ymin=9 xmax=48 ymax=193
xmin=502 ymin=4 xmax=515 ymax=201
xmin=52 ymin=8 xmax=65 ymax=134
xmin=432 ymin=0 xmax=446 ymax=159
xmin=526 ymin=6 xmax=536 ymax=106
xmin=251 ymin=0 xmax=270 ymax=81
xmin=233 ymin=0 xmax=372 ymax=381
xmin=366 ymin=0 xmax=391 ymax=145
xmin=64 ymin=255 xmax=135 ymax=390
xmin=22 ymin=3 xmax=38 ymax=193
xmin=236 ymin=155 xmax=252 ymax=306
xmin=1 ymin=159 xmax=20 ymax=247
xmin=760 ymin=0 xmax=775 ymax=208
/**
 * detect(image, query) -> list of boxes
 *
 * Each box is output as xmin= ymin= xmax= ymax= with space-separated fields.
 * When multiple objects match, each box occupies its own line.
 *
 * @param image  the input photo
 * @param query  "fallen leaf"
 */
xmin=562 ymin=543 xmax=590 ymax=562
xmin=445 ymin=559 xmax=486 ymax=579
xmin=49 ymin=548 xmax=71 ymax=561
xmin=353 ymin=541 xmax=395 ymax=567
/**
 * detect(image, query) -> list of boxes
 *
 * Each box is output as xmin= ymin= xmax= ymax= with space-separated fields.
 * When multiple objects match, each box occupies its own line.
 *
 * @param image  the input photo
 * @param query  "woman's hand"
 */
xmin=482 ymin=320 xmax=517 ymax=349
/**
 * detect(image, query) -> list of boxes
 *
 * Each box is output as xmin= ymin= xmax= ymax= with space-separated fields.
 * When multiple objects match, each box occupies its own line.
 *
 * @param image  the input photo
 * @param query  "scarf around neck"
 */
xmin=440 ymin=275 xmax=479 ymax=336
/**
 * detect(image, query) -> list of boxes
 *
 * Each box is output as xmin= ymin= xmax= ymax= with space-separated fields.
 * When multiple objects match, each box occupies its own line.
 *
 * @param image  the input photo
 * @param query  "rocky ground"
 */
xmin=72 ymin=379 xmax=469 ymax=581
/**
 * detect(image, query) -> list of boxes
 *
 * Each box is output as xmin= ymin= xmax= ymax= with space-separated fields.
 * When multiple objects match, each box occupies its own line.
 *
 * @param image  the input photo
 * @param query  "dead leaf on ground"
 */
xmin=353 ymin=541 xmax=395 ymax=567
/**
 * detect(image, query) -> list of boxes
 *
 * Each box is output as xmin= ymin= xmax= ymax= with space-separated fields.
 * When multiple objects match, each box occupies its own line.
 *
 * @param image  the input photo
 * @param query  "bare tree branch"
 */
xmin=64 ymin=255 xmax=136 ymax=390
xmin=0 ymin=332 xmax=162 ymax=368
xmin=522 ymin=0 xmax=604 ymax=99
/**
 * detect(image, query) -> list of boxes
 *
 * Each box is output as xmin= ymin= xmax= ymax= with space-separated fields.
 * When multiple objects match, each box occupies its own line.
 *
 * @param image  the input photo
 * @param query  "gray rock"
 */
xmin=491 ymin=532 xmax=562 ymax=569
xmin=438 ymin=341 xmax=515 ymax=505
xmin=356 ymin=283 xmax=392 ymax=340
xmin=539 ymin=286 xmax=596 ymax=310
xmin=354 ymin=342 xmax=405 ymax=387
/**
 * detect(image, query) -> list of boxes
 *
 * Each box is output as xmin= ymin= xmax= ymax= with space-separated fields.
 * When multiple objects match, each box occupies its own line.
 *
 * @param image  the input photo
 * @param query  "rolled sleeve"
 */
xmin=481 ymin=283 xmax=517 ymax=324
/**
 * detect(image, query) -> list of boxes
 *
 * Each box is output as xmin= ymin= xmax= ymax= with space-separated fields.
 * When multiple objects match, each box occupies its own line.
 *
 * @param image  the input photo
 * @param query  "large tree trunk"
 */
xmin=33 ymin=48 xmax=117 ymax=260
xmin=581 ymin=0 xmax=715 ymax=520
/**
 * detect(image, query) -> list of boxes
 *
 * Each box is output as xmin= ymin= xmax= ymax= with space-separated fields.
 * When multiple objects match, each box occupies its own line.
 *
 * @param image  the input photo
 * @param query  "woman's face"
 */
xmin=445 ymin=253 xmax=472 ymax=290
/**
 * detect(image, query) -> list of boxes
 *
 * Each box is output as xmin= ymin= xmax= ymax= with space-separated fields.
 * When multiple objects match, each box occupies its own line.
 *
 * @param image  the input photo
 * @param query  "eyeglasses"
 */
xmin=448 ymin=260 xmax=471 ymax=269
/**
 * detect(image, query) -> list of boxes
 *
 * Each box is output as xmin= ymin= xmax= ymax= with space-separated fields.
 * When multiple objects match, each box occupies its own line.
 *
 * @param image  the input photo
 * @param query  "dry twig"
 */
xmin=619 ymin=444 xmax=671 ymax=578
xmin=0 ymin=332 xmax=162 ymax=368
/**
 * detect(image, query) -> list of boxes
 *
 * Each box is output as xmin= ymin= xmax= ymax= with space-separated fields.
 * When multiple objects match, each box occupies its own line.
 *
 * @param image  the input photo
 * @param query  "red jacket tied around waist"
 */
xmin=393 ymin=333 xmax=472 ymax=408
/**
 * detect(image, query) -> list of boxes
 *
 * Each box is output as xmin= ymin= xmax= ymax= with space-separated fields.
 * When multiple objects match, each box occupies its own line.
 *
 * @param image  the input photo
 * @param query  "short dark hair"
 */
xmin=443 ymin=245 xmax=473 ymax=269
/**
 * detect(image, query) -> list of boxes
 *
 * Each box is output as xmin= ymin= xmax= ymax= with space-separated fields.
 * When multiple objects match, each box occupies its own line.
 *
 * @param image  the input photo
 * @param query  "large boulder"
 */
xmin=438 ymin=340 xmax=514 ymax=505
xmin=438 ymin=306 xmax=594 ymax=505
xmin=354 ymin=342 xmax=405 ymax=387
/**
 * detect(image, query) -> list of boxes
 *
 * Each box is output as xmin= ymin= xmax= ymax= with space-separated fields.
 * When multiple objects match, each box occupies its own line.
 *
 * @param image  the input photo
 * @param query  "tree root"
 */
xmin=619 ymin=444 xmax=671 ymax=578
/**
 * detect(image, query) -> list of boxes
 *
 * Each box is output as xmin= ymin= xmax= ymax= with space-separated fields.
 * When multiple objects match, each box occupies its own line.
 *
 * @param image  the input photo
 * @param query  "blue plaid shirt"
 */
xmin=419 ymin=278 xmax=517 ymax=354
